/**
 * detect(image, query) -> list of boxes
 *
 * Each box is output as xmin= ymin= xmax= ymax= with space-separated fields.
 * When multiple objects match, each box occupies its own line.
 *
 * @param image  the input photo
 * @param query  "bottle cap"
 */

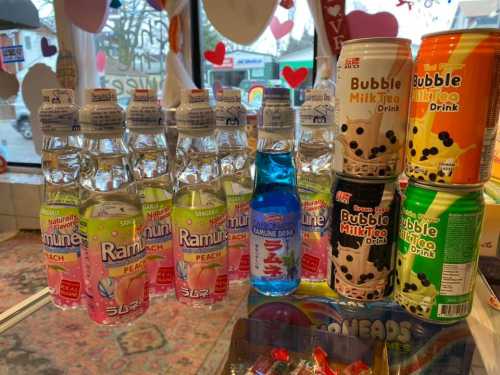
xmin=301 ymin=88 xmax=334 ymax=127
xmin=126 ymin=89 xmax=163 ymax=130
xmin=39 ymin=88 xmax=80 ymax=134
xmin=79 ymin=88 xmax=124 ymax=134
xmin=216 ymin=88 xmax=246 ymax=127
xmin=176 ymin=89 xmax=214 ymax=130
xmin=259 ymin=87 xmax=294 ymax=130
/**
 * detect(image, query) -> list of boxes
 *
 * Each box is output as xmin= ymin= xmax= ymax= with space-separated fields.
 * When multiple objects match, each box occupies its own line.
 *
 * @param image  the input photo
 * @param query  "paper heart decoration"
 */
xmin=270 ymin=16 xmax=294 ymax=40
xmin=96 ymin=50 xmax=107 ymax=73
xmin=41 ymin=37 xmax=57 ymax=57
xmin=204 ymin=42 xmax=226 ymax=65
xmin=327 ymin=4 xmax=341 ymax=17
xmin=282 ymin=66 xmax=308 ymax=89
xmin=345 ymin=11 xmax=398 ymax=39
xmin=64 ymin=0 xmax=110 ymax=33
xmin=0 ymin=70 xmax=20 ymax=100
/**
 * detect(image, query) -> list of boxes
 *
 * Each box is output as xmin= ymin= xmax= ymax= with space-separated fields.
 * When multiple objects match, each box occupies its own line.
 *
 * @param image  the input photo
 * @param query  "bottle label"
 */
xmin=216 ymin=105 xmax=246 ymax=127
xmin=40 ymin=205 xmax=82 ymax=307
xmin=250 ymin=210 xmax=301 ymax=280
xmin=80 ymin=212 xmax=148 ymax=324
xmin=39 ymin=106 xmax=79 ymax=133
xmin=172 ymin=204 xmax=228 ymax=304
xmin=142 ymin=188 xmax=174 ymax=295
xmin=299 ymin=190 xmax=332 ymax=281
xmin=226 ymin=193 xmax=251 ymax=281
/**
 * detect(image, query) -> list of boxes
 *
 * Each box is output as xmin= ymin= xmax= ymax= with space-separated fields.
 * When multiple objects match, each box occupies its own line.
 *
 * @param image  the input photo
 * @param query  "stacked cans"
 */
xmin=329 ymin=37 xmax=413 ymax=301
xmin=395 ymin=29 xmax=500 ymax=323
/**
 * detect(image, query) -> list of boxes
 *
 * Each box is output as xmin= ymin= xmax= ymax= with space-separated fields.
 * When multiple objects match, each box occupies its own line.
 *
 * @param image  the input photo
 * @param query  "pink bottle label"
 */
xmin=172 ymin=204 xmax=228 ymax=305
xmin=143 ymin=197 xmax=174 ymax=296
xmin=300 ymin=191 xmax=332 ymax=281
xmin=226 ymin=193 xmax=251 ymax=281
xmin=80 ymin=211 xmax=149 ymax=325
xmin=40 ymin=205 xmax=82 ymax=308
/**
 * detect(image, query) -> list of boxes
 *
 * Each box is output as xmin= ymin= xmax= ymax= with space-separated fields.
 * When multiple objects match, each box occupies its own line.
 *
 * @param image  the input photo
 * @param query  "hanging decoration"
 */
xmin=96 ymin=50 xmax=107 ymax=74
xmin=279 ymin=0 xmax=294 ymax=9
xmin=110 ymin=0 xmax=122 ymax=8
xmin=146 ymin=0 xmax=166 ymax=11
xmin=203 ymin=0 xmax=278 ymax=45
xmin=204 ymin=42 xmax=226 ymax=66
xmin=282 ymin=66 xmax=308 ymax=89
xmin=345 ymin=11 xmax=398 ymax=39
xmin=396 ymin=0 xmax=414 ymax=10
xmin=41 ymin=37 xmax=58 ymax=57
xmin=270 ymin=16 xmax=294 ymax=40
xmin=168 ymin=15 xmax=182 ymax=53
xmin=0 ymin=70 xmax=20 ymax=100
xmin=63 ymin=0 xmax=110 ymax=33
xmin=56 ymin=50 xmax=78 ymax=90
xmin=320 ymin=0 xmax=347 ymax=56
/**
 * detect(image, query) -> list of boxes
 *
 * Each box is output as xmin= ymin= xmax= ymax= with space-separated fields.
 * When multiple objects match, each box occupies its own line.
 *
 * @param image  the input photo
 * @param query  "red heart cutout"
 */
xmin=345 ymin=11 xmax=398 ymax=39
xmin=204 ymin=42 xmax=226 ymax=65
xmin=282 ymin=66 xmax=308 ymax=89
xmin=270 ymin=16 xmax=294 ymax=40
xmin=41 ymin=37 xmax=57 ymax=57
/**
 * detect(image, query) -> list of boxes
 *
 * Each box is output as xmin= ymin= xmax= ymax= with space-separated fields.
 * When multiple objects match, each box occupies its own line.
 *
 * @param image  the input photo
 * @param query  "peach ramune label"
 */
xmin=142 ymin=187 xmax=174 ymax=296
xmin=80 ymin=204 xmax=148 ymax=325
xmin=226 ymin=193 xmax=251 ymax=281
xmin=299 ymin=190 xmax=332 ymax=282
xmin=173 ymin=204 xmax=228 ymax=305
xmin=40 ymin=205 xmax=82 ymax=308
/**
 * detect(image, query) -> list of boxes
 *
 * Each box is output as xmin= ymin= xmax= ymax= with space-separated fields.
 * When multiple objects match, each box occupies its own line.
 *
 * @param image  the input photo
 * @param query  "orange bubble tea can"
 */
xmin=406 ymin=29 xmax=500 ymax=185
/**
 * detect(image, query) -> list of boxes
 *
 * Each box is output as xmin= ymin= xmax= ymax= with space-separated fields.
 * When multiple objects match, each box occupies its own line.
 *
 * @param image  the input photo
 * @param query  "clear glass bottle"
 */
xmin=39 ymin=88 xmax=82 ymax=309
xmin=79 ymin=88 xmax=148 ymax=325
xmin=173 ymin=89 xmax=228 ymax=306
xmin=315 ymin=56 xmax=336 ymax=97
xmin=297 ymin=88 xmax=335 ymax=282
xmin=215 ymin=88 xmax=252 ymax=282
xmin=127 ymin=89 xmax=173 ymax=297
xmin=250 ymin=87 xmax=301 ymax=296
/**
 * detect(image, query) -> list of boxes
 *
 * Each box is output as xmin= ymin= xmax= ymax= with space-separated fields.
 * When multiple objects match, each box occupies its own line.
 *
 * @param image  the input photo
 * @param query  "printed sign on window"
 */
xmin=1 ymin=45 xmax=24 ymax=64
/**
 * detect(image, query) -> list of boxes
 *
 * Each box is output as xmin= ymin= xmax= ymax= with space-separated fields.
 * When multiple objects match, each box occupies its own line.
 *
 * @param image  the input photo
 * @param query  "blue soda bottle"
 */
xmin=250 ymin=88 xmax=301 ymax=296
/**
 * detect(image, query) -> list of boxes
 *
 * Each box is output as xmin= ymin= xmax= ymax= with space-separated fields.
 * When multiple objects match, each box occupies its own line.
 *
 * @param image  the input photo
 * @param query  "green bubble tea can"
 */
xmin=395 ymin=181 xmax=484 ymax=323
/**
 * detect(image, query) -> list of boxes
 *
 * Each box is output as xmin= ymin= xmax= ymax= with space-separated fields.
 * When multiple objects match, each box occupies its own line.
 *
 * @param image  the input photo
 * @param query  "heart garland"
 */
xmin=270 ymin=16 xmax=294 ymax=40
xmin=282 ymin=66 xmax=308 ymax=89
xmin=41 ymin=37 xmax=57 ymax=57
xmin=204 ymin=42 xmax=226 ymax=66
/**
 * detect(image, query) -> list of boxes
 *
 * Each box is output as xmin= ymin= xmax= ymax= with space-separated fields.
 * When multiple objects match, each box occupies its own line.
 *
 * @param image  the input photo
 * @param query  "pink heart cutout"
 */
xmin=345 ymin=11 xmax=398 ymax=39
xmin=270 ymin=16 xmax=294 ymax=40
xmin=282 ymin=66 xmax=308 ymax=89
xmin=64 ymin=0 xmax=110 ymax=33
xmin=204 ymin=42 xmax=226 ymax=66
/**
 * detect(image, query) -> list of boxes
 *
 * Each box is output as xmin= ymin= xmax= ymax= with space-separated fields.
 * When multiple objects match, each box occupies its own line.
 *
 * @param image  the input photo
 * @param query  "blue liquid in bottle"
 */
xmin=250 ymin=88 xmax=301 ymax=296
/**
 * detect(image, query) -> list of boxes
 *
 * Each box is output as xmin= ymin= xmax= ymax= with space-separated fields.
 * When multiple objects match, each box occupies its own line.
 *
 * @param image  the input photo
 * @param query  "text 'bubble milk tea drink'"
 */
xmin=250 ymin=88 xmax=301 ymax=296
xmin=173 ymin=89 xmax=228 ymax=306
xmin=334 ymin=37 xmax=413 ymax=178
xmin=39 ymin=88 xmax=83 ymax=309
xmin=297 ymin=88 xmax=335 ymax=282
xmin=126 ymin=89 xmax=174 ymax=297
xmin=406 ymin=29 xmax=500 ymax=185
xmin=395 ymin=181 xmax=484 ymax=323
xmin=215 ymin=88 xmax=252 ymax=282
xmin=79 ymin=88 xmax=149 ymax=325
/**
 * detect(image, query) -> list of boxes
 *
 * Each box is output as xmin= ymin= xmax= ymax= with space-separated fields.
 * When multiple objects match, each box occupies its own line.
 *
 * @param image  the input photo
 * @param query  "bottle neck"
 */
xmin=176 ymin=129 xmax=217 ymax=157
xmin=42 ymin=134 xmax=82 ymax=151
xmin=254 ymin=150 xmax=297 ymax=192
xmin=82 ymin=133 xmax=127 ymax=155
xmin=128 ymin=129 xmax=168 ymax=150
xmin=257 ymin=128 xmax=295 ymax=153
xmin=216 ymin=127 xmax=247 ymax=152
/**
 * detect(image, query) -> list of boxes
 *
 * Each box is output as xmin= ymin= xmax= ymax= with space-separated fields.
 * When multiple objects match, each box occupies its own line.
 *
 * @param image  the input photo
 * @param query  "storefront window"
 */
xmin=94 ymin=0 xmax=169 ymax=107
xmin=0 ymin=0 xmax=56 ymax=164
xmin=199 ymin=1 xmax=315 ymax=110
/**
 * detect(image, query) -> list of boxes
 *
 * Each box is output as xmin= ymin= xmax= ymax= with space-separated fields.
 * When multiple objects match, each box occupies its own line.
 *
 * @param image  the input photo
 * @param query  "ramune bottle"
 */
xmin=173 ymin=89 xmax=228 ymax=306
xmin=215 ymin=89 xmax=252 ymax=282
xmin=79 ymin=88 xmax=148 ymax=325
xmin=250 ymin=88 xmax=301 ymax=296
xmin=39 ymin=89 xmax=82 ymax=309
xmin=297 ymin=88 xmax=335 ymax=282
xmin=127 ymin=89 xmax=173 ymax=297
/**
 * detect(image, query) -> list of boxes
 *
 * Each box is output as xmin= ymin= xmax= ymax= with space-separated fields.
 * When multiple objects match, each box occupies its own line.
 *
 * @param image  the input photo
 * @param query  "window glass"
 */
xmin=94 ymin=0 xmax=169 ymax=107
xmin=0 ymin=0 xmax=56 ymax=164
xmin=347 ymin=0 xmax=500 ymax=56
xmin=199 ymin=1 xmax=315 ymax=110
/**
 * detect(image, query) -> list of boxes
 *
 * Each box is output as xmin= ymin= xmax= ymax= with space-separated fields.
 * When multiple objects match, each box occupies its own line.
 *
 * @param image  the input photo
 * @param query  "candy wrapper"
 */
xmin=223 ymin=318 xmax=388 ymax=374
